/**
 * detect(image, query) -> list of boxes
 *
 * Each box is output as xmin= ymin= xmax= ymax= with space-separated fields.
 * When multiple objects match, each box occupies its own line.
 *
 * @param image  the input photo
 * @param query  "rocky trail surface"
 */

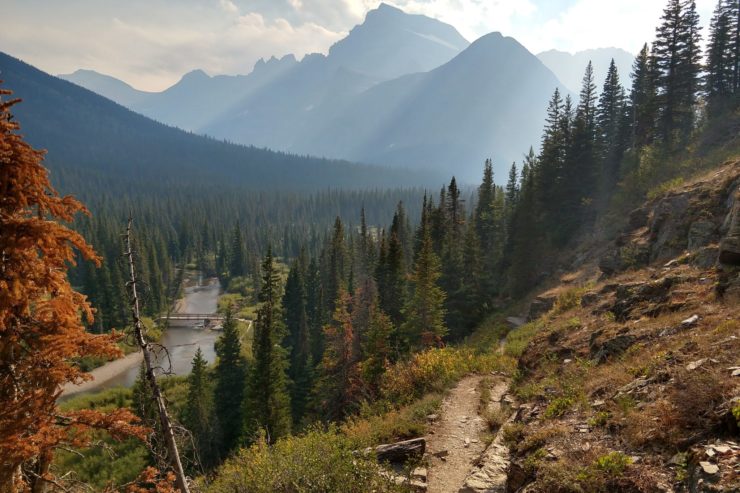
xmin=425 ymin=375 xmax=511 ymax=493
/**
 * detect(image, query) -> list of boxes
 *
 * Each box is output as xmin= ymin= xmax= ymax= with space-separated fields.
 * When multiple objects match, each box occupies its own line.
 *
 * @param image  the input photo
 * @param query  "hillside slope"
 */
xmin=488 ymin=160 xmax=740 ymax=492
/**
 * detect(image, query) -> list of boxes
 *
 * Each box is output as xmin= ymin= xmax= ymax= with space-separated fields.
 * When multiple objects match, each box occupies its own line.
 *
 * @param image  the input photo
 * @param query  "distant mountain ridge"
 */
xmin=537 ymin=48 xmax=635 ymax=93
xmin=56 ymin=3 xmax=570 ymax=181
xmin=1 ymin=52 xmax=426 ymax=192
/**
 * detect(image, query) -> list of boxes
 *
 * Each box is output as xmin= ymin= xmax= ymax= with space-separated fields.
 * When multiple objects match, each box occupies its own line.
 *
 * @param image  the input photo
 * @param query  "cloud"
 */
xmin=511 ymin=0 xmax=716 ymax=55
xmin=386 ymin=0 xmax=536 ymax=40
xmin=1 ymin=0 xmax=345 ymax=91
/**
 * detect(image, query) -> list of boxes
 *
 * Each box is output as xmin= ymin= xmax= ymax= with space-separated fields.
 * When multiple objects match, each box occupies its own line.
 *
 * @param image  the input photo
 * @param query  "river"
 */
xmin=62 ymin=274 xmax=222 ymax=396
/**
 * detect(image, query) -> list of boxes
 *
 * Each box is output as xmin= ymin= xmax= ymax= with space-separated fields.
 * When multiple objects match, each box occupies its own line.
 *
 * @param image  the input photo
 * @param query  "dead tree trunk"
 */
xmin=124 ymin=218 xmax=190 ymax=493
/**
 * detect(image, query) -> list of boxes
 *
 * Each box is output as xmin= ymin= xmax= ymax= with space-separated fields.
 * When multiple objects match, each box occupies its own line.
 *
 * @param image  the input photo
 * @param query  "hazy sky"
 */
xmin=2 ymin=0 xmax=716 ymax=91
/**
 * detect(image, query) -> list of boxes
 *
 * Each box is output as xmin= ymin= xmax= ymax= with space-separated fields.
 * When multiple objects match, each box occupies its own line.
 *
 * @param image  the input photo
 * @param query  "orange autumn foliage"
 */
xmin=0 ymin=88 xmax=146 ymax=491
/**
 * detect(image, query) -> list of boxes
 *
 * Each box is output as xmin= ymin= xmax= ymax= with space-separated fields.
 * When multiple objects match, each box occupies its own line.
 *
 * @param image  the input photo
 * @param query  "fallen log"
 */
xmin=365 ymin=437 xmax=426 ymax=463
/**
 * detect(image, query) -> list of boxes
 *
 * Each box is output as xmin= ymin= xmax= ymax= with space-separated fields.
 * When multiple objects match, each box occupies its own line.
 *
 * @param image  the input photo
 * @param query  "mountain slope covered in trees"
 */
xmin=0 ymin=52 xmax=427 ymax=191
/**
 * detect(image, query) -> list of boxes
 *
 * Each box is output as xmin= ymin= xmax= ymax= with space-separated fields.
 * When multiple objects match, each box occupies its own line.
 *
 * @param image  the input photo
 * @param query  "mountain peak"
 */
xmin=181 ymin=69 xmax=209 ymax=82
xmin=326 ymin=2 xmax=468 ymax=80
xmin=371 ymin=2 xmax=404 ymax=16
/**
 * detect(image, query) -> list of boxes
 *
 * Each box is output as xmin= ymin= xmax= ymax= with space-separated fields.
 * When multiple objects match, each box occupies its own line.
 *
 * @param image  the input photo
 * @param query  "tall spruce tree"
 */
xmin=360 ymin=302 xmax=394 ymax=396
xmin=474 ymin=159 xmax=499 ymax=303
xmin=313 ymin=290 xmax=361 ymax=422
xmin=244 ymin=248 xmax=292 ymax=443
xmin=630 ymin=44 xmax=659 ymax=149
xmin=228 ymin=222 xmax=247 ymax=278
xmin=597 ymin=59 xmax=628 ymax=191
xmin=401 ymin=226 xmax=446 ymax=349
xmin=282 ymin=258 xmax=312 ymax=423
xmin=213 ymin=308 xmax=247 ymax=456
xmin=181 ymin=348 xmax=219 ymax=471
xmin=653 ymin=0 xmax=703 ymax=145
xmin=706 ymin=0 xmax=737 ymax=115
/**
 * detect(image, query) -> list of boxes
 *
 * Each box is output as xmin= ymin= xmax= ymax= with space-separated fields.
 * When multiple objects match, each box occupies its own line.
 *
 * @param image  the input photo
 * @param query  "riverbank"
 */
xmin=60 ymin=351 xmax=143 ymax=398
xmin=61 ymin=272 xmax=221 ymax=397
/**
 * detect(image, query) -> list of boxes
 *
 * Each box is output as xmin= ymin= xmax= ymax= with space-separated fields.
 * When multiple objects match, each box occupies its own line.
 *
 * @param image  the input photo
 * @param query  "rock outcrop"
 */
xmin=600 ymin=161 xmax=740 ymax=276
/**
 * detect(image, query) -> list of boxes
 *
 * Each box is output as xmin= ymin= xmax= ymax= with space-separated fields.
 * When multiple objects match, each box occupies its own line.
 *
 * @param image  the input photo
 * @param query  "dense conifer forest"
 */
xmin=1 ymin=0 xmax=739 ymax=490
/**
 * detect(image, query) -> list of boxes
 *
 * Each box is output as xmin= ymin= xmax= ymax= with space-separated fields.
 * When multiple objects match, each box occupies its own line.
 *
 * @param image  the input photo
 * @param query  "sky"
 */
xmin=2 ymin=0 xmax=717 ymax=91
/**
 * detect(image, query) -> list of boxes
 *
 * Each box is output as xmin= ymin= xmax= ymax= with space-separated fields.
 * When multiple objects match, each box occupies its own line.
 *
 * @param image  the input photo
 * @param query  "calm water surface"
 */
xmin=98 ymin=275 xmax=221 ymax=389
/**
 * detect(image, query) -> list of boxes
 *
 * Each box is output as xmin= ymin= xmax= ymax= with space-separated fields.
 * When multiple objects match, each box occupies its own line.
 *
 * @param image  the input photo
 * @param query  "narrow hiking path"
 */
xmin=425 ymin=374 xmax=511 ymax=493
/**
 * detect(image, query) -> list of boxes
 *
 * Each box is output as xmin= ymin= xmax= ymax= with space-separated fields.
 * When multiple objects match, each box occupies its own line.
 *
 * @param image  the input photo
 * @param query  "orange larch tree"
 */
xmin=0 ymin=87 xmax=146 ymax=492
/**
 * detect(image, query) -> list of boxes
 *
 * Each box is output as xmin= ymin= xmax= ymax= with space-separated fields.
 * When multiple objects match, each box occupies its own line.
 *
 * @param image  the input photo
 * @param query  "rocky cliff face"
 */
xmin=599 ymin=160 xmax=740 ymax=300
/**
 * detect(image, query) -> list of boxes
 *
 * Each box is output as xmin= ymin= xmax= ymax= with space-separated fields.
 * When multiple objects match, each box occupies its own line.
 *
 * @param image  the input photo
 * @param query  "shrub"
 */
xmin=504 ymin=321 xmax=541 ymax=358
xmin=588 ymin=411 xmax=610 ymax=428
xmin=205 ymin=427 xmax=408 ymax=493
xmin=593 ymin=452 xmax=632 ymax=475
xmin=380 ymin=347 xmax=511 ymax=405
xmin=544 ymin=397 xmax=574 ymax=419
xmin=342 ymin=394 xmax=442 ymax=448
xmin=552 ymin=288 xmax=587 ymax=315
xmin=647 ymin=177 xmax=685 ymax=200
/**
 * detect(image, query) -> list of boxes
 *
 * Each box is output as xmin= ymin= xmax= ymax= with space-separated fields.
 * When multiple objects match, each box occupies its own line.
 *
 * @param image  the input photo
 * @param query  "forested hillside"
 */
xmin=0 ymin=52 xmax=427 ymax=191
xmin=2 ymin=0 xmax=739 ymax=491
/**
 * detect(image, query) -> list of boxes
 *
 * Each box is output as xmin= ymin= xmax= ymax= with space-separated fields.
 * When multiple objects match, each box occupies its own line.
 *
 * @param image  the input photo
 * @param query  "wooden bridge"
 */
xmin=162 ymin=313 xmax=224 ymax=322
xmin=159 ymin=313 xmax=251 ymax=329
xmin=159 ymin=313 xmax=224 ymax=327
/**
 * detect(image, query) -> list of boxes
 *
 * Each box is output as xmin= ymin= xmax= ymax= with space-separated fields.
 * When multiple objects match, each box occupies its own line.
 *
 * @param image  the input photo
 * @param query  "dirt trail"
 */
xmin=424 ymin=375 xmax=487 ymax=493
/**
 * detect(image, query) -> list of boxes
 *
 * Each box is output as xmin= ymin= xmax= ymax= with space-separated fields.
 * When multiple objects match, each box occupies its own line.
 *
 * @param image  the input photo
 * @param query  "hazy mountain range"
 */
xmin=48 ymin=3 xmax=634 ymax=182
xmin=0 ymin=52 xmax=425 ymax=193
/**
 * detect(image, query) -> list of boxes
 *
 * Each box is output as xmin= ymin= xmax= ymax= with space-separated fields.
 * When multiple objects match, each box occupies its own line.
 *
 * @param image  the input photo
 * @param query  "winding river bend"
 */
xmin=62 ymin=274 xmax=222 ymax=397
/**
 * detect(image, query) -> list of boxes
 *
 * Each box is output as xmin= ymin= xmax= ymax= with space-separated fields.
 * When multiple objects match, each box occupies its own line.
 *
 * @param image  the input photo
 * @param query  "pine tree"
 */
xmin=597 ymin=59 xmax=628 ymax=191
xmin=305 ymin=257 xmax=325 ymax=366
xmin=360 ymin=303 xmax=394 ymax=396
xmin=181 ymin=348 xmax=219 ymax=470
xmin=474 ymin=159 xmax=499 ymax=302
xmin=213 ymin=308 xmax=247 ymax=455
xmin=507 ymin=151 xmax=542 ymax=297
xmin=0 ymin=90 xmax=143 ymax=489
xmin=705 ymin=0 xmax=737 ymax=115
xmin=401 ymin=227 xmax=447 ymax=349
xmin=558 ymin=62 xmax=599 ymax=241
xmin=228 ymin=222 xmax=247 ymax=278
xmin=504 ymin=161 xmax=519 ymax=241
xmin=324 ymin=217 xmax=347 ymax=317
xmin=313 ymin=290 xmax=362 ymax=421
xmin=378 ymin=223 xmax=406 ymax=328
xmin=653 ymin=0 xmax=703 ymax=145
xmin=282 ymin=259 xmax=312 ymax=423
xmin=244 ymin=249 xmax=292 ymax=443
xmin=630 ymin=44 xmax=659 ymax=149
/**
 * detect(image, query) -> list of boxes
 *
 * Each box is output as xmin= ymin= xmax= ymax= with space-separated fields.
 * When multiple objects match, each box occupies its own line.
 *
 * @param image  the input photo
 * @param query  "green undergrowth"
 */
xmin=204 ymin=427 xmax=409 ymax=493
xmin=55 ymin=376 xmax=190 ymax=488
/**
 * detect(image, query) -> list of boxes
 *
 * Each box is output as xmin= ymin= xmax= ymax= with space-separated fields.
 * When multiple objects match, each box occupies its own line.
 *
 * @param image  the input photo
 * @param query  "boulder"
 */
xmin=628 ymin=206 xmax=649 ymax=229
xmin=459 ymin=443 xmax=509 ymax=493
xmin=527 ymin=295 xmax=555 ymax=321
xmin=692 ymin=246 xmax=719 ymax=269
xmin=648 ymin=191 xmax=691 ymax=263
xmin=505 ymin=316 xmax=527 ymax=329
xmin=719 ymin=236 xmax=740 ymax=265
xmin=591 ymin=334 xmax=636 ymax=364
xmin=687 ymin=220 xmax=716 ymax=251
xmin=719 ymin=189 xmax=740 ymax=265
